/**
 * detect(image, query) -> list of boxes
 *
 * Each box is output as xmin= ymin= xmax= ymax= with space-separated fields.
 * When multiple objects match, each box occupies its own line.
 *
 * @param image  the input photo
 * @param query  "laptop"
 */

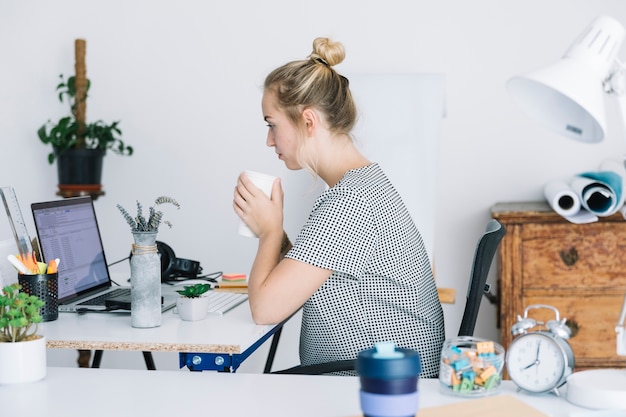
xmin=31 ymin=196 xmax=176 ymax=313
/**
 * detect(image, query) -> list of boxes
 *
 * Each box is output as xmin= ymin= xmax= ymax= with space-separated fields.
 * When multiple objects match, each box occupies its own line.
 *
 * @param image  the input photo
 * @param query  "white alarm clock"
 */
xmin=505 ymin=304 xmax=575 ymax=396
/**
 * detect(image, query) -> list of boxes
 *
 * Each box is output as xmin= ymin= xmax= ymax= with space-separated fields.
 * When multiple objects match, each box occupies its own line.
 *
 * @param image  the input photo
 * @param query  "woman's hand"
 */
xmin=233 ymin=172 xmax=284 ymax=238
xmin=234 ymin=172 xmax=333 ymax=325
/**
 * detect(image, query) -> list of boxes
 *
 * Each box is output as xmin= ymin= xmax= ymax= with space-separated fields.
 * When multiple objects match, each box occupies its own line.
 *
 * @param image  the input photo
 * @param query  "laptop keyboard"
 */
xmin=206 ymin=291 xmax=248 ymax=315
xmin=78 ymin=288 xmax=130 ymax=306
xmin=77 ymin=288 xmax=247 ymax=314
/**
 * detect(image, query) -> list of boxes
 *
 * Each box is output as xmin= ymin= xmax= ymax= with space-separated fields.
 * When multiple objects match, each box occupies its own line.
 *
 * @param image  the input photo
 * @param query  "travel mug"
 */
xmin=356 ymin=342 xmax=422 ymax=417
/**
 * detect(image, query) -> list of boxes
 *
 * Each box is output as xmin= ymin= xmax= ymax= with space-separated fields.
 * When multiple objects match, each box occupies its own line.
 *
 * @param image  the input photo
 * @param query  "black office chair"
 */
xmin=268 ymin=219 xmax=506 ymax=375
xmin=458 ymin=218 xmax=506 ymax=337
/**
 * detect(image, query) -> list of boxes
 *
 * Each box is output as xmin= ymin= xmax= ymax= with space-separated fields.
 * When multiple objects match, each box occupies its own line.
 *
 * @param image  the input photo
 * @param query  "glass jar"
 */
xmin=439 ymin=336 xmax=504 ymax=397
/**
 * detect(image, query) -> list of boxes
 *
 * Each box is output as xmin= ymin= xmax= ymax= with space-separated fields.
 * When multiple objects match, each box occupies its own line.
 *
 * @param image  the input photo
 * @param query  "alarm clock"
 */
xmin=505 ymin=304 xmax=575 ymax=396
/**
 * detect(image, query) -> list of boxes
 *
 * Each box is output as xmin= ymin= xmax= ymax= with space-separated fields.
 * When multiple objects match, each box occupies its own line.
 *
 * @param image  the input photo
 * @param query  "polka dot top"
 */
xmin=285 ymin=163 xmax=445 ymax=377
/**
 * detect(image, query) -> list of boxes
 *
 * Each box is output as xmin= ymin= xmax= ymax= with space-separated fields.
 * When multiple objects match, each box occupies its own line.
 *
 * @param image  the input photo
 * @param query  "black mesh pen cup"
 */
xmin=18 ymin=273 xmax=59 ymax=322
xmin=356 ymin=342 xmax=422 ymax=417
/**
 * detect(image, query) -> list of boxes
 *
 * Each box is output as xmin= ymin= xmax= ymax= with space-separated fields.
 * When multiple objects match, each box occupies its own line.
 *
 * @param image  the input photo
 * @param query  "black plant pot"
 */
xmin=55 ymin=148 xmax=106 ymax=198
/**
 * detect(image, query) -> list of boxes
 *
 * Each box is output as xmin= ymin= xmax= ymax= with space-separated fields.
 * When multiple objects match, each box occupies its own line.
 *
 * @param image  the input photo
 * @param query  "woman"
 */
xmin=233 ymin=37 xmax=445 ymax=377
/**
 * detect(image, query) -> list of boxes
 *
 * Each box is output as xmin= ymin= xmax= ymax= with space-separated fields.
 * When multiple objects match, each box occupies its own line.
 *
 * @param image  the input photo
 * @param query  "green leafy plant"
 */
xmin=0 ymin=284 xmax=45 ymax=343
xmin=37 ymin=74 xmax=134 ymax=164
xmin=117 ymin=196 xmax=180 ymax=232
xmin=176 ymin=283 xmax=211 ymax=298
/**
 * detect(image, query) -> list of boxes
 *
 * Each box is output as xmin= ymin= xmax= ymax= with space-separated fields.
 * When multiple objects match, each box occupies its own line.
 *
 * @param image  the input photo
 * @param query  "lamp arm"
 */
xmin=616 ymin=293 xmax=626 ymax=356
xmin=603 ymin=58 xmax=626 ymax=152
xmin=604 ymin=58 xmax=626 ymax=96
xmin=618 ymin=294 xmax=626 ymax=328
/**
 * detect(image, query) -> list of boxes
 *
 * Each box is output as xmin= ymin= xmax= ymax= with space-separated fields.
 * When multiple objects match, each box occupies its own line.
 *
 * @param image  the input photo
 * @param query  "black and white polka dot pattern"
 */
xmin=286 ymin=163 xmax=445 ymax=377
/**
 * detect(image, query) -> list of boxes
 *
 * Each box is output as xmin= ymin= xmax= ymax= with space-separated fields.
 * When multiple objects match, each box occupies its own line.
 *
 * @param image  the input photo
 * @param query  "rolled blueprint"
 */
xmin=570 ymin=171 xmax=622 ymax=217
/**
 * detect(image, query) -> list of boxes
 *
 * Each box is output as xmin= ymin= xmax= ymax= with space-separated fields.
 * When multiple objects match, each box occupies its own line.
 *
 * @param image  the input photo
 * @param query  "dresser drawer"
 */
xmin=521 ymin=295 xmax=626 ymax=369
xmin=521 ymin=222 xmax=626 ymax=289
xmin=493 ymin=202 xmax=626 ymax=374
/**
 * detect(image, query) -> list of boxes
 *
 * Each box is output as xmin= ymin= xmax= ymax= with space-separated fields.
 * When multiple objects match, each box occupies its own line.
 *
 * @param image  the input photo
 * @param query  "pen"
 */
xmin=7 ymin=254 xmax=29 ymax=274
xmin=47 ymin=258 xmax=59 ymax=274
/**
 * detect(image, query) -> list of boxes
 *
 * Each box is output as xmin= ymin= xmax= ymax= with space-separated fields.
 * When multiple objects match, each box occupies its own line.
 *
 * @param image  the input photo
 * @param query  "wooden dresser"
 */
xmin=492 ymin=202 xmax=626 ymax=371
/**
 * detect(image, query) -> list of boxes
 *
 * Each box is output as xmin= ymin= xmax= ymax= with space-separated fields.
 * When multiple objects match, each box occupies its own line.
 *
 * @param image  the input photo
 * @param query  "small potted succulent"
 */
xmin=175 ymin=283 xmax=211 ymax=321
xmin=0 ymin=283 xmax=47 ymax=384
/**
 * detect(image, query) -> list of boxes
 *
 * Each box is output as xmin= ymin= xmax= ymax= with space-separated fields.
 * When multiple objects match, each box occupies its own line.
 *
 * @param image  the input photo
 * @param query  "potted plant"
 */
xmin=0 ymin=283 xmax=47 ymax=384
xmin=175 ymin=283 xmax=211 ymax=321
xmin=37 ymin=39 xmax=133 ymax=198
xmin=117 ymin=196 xmax=180 ymax=233
xmin=117 ymin=196 xmax=180 ymax=328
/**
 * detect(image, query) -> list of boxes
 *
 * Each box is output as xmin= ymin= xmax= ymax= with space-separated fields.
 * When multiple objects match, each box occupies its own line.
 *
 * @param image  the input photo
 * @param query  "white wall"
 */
xmin=2 ymin=0 xmax=626 ymax=372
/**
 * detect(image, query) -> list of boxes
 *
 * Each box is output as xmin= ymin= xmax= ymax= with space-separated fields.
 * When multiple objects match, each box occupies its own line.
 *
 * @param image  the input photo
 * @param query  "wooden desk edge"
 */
xmin=46 ymin=340 xmax=242 ymax=354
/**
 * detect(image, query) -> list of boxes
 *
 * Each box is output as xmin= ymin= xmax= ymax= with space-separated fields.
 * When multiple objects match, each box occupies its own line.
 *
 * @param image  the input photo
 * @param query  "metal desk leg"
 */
xmin=142 ymin=351 xmax=157 ymax=370
xmin=91 ymin=350 xmax=156 ymax=370
xmin=263 ymin=326 xmax=283 ymax=373
xmin=91 ymin=350 xmax=103 ymax=368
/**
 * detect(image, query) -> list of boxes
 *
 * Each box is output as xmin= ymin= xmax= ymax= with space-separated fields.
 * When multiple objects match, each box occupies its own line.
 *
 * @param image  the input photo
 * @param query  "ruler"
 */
xmin=0 ymin=187 xmax=33 ymax=260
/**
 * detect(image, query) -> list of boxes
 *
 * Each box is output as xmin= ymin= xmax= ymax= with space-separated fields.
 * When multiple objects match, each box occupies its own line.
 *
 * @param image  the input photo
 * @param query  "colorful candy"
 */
xmin=439 ymin=338 xmax=504 ymax=396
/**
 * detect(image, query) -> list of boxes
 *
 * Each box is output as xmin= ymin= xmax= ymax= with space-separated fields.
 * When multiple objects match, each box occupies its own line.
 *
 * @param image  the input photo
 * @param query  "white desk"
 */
xmin=41 ymin=286 xmax=281 ymax=371
xmin=0 ymin=367 xmax=592 ymax=417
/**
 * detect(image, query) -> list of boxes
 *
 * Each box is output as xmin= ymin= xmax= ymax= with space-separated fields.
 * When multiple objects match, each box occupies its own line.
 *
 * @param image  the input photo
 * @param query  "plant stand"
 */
xmin=57 ymin=185 xmax=105 ymax=199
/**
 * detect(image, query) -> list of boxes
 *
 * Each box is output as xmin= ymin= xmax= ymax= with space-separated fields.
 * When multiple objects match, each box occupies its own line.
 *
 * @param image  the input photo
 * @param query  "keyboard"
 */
xmin=77 ymin=288 xmax=130 ymax=306
xmin=205 ymin=291 xmax=248 ymax=315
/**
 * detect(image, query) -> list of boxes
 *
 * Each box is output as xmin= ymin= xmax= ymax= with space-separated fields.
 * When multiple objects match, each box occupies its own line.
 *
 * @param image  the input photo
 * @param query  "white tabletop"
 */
xmin=41 ymin=285 xmax=277 ymax=354
xmin=0 ymin=367 xmax=594 ymax=417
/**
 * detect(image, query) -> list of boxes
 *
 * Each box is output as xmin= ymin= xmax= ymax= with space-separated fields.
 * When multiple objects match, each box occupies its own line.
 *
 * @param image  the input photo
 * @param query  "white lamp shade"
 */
xmin=507 ymin=16 xmax=626 ymax=143
xmin=507 ymin=59 xmax=608 ymax=143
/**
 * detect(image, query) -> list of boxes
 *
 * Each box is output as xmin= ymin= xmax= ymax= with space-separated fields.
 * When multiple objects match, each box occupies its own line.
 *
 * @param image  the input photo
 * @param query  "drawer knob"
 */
xmin=566 ymin=319 xmax=579 ymax=338
xmin=559 ymin=247 xmax=578 ymax=266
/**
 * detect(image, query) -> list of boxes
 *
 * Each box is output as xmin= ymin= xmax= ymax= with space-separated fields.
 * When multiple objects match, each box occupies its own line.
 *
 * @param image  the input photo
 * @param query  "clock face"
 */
xmin=506 ymin=332 xmax=568 ymax=393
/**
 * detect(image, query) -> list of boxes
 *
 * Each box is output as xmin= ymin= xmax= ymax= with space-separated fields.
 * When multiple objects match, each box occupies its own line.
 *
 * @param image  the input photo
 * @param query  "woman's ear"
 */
xmin=302 ymin=108 xmax=318 ymax=136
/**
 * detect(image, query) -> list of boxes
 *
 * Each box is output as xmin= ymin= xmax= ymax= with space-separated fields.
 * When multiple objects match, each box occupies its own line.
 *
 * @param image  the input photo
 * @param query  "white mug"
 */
xmin=238 ymin=170 xmax=277 ymax=238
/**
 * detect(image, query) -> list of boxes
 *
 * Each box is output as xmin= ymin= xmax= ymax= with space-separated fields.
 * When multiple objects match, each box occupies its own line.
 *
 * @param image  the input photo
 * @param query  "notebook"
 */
xmin=31 ymin=196 xmax=175 ymax=313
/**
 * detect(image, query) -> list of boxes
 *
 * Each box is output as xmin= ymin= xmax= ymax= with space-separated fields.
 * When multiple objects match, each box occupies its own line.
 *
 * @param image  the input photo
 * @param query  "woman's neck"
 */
xmin=316 ymin=136 xmax=371 ymax=187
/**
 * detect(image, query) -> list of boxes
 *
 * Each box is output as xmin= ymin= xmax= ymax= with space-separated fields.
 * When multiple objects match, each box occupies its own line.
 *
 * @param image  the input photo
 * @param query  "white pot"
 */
xmin=176 ymin=296 xmax=210 ymax=321
xmin=0 ymin=335 xmax=46 ymax=384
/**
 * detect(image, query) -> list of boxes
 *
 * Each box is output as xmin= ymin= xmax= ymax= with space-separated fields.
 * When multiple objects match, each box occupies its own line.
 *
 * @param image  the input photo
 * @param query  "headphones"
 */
xmin=129 ymin=241 xmax=202 ymax=282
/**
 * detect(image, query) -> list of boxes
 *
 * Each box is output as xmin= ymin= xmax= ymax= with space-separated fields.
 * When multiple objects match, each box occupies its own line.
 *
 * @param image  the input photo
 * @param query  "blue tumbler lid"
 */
xmin=356 ymin=342 xmax=422 ymax=379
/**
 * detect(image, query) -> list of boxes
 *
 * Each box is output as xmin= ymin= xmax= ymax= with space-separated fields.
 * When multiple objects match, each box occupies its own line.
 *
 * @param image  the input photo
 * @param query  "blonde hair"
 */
xmin=264 ymin=37 xmax=357 ymax=174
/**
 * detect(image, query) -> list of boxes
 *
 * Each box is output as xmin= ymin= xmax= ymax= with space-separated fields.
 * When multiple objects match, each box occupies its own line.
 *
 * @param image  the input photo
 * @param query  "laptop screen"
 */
xmin=31 ymin=197 xmax=112 ymax=303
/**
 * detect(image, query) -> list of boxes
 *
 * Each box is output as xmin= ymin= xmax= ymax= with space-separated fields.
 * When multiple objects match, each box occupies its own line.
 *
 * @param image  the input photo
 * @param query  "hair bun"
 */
xmin=311 ymin=37 xmax=345 ymax=67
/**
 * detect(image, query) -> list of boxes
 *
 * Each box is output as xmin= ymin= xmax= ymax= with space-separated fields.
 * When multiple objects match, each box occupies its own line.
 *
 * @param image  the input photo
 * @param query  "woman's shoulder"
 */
xmin=330 ymin=163 xmax=388 ymax=190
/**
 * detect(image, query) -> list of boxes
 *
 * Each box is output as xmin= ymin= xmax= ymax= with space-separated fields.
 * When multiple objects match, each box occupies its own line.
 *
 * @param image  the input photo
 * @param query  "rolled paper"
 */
xmin=543 ymin=180 xmax=597 ymax=224
xmin=544 ymin=180 xmax=581 ymax=217
xmin=570 ymin=171 xmax=622 ymax=216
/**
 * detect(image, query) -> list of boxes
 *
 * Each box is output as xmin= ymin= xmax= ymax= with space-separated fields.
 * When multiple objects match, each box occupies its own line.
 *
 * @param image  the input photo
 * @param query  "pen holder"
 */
xmin=18 ymin=272 xmax=59 ymax=322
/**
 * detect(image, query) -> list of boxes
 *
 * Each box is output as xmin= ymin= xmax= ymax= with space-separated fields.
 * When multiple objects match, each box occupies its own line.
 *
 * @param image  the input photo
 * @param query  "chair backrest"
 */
xmin=457 ymin=219 xmax=506 ymax=337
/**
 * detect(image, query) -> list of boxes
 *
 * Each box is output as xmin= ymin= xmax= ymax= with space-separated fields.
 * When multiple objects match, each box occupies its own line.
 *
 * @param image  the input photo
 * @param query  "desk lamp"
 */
xmin=507 ymin=15 xmax=625 ymax=143
xmin=507 ymin=15 xmax=626 ymax=409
